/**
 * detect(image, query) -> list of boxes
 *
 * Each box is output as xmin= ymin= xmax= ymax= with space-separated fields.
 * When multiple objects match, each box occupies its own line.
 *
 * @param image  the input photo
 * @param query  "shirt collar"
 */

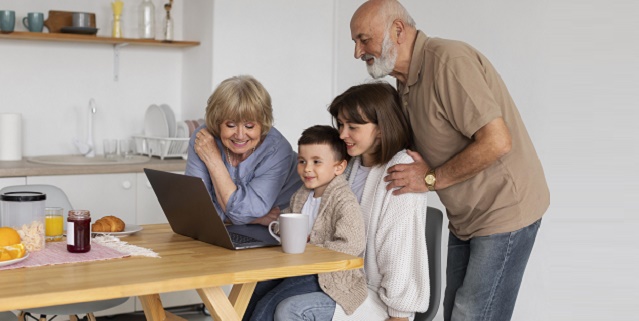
xmin=405 ymin=30 xmax=428 ymax=88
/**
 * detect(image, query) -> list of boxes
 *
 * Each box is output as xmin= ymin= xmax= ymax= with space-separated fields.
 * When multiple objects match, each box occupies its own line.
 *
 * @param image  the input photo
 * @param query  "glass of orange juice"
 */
xmin=45 ymin=207 xmax=64 ymax=242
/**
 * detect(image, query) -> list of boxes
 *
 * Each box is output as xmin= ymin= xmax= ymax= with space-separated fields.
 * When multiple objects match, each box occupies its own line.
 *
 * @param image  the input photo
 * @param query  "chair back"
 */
xmin=0 ymin=184 xmax=73 ymax=221
xmin=0 ymin=311 xmax=17 ymax=321
xmin=414 ymin=206 xmax=443 ymax=321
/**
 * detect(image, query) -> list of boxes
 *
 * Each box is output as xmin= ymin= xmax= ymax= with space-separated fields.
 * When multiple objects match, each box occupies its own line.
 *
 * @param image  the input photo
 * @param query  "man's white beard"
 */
xmin=366 ymin=31 xmax=398 ymax=79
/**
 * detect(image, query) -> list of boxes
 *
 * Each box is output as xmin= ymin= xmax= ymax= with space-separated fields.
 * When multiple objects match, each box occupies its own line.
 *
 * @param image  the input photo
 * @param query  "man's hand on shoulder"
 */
xmin=384 ymin=149 xmax=430 ymax=195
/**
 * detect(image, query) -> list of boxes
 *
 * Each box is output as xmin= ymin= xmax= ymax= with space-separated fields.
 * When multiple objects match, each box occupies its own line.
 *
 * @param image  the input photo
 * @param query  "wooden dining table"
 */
xmin=0 ymin=224 xmax=363 ymax=321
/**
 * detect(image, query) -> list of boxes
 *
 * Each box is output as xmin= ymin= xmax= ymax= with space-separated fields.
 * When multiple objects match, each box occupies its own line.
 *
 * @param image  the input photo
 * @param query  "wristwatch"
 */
xmin=424 ymin=169 xmax=436 ymax=191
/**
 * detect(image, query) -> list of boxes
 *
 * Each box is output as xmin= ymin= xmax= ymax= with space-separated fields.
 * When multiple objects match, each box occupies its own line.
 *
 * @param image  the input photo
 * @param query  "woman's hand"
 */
xmin=194 ymin=128 xmax=222 ymax=166
xmin=250 ymin=206 xmax=281 ymax=226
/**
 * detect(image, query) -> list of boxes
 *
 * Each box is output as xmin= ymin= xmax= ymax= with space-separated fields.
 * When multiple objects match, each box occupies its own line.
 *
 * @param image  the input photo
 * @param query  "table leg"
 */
xmin=196 ymin=282 xmax=256 ymax=321
xmin=138 ymin=294 xmax=187 ymax=321
xmin=228 ymin=282 xmax=257 ymax=319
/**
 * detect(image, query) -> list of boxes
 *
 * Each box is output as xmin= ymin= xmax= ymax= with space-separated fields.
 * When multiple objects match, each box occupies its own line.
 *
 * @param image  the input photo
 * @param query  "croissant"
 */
xmin=91 ymin=215 xmax=126 ymax=232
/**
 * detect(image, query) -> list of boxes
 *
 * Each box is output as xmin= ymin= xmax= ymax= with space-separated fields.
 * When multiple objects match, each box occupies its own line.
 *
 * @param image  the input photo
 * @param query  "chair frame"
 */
xmin=414 ymin=206 xmax=443 ymax=321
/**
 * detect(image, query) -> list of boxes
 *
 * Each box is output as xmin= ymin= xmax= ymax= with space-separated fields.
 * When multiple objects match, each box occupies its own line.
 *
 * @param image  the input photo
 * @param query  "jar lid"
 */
xmin=0 ymin=191 xmax=46 ymax=202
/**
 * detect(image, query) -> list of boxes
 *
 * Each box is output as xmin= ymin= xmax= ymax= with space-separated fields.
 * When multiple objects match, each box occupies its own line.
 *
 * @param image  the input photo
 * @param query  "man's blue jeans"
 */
xmin=443 ymin=219 xmax=542 ymax=321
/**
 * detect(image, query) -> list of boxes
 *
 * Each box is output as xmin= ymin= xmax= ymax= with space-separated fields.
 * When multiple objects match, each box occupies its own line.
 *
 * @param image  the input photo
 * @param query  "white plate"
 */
xmin=144 ymin=104 xmax=169 ymax=137
xmin=176 ymin=120 xmax=189 ymax=138
xmin=159 ymin=104 xmax=177 ymax=138
xmin=92 ymin=224 xmax=143 ymax=237
xmin=0 ymin=252 xmax=29 ymax=267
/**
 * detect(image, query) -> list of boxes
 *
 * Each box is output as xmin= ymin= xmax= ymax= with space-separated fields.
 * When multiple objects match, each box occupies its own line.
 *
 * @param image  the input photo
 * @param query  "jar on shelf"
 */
xmin=138 ymin=0 xmax=156 ymax=39
xmin=0 ymin=191 xmax=46 ymax=252
xmin=163 ymin=3 xmax=173 ymax=41
xmin=67 ymin=210 xmax=91 ymax=253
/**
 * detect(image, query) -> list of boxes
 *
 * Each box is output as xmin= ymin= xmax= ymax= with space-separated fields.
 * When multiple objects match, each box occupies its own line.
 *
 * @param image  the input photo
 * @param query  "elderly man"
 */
xmin=350 ymin=1 xmax=550 ymax=321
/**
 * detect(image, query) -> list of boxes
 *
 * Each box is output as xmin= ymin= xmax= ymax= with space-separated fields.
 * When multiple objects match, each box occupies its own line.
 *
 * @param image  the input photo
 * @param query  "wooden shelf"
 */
xmin=0 ymin=31 xmax=199 ymax=47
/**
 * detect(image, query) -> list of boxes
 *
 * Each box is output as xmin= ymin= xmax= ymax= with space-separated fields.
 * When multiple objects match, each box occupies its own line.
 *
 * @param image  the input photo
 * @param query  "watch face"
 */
xmin=425 ymin=174 xmax=435 ymax=185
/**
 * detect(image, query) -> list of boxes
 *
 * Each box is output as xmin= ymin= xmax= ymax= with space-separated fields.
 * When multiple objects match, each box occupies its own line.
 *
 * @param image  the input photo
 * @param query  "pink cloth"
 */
xmin=0 ymin=241 xmax=129 ymax=271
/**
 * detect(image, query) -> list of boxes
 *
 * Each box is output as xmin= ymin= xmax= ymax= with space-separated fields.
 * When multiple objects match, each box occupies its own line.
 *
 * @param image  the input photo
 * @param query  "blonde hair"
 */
xmin=205 ymin=75 xmax=273 ymax=137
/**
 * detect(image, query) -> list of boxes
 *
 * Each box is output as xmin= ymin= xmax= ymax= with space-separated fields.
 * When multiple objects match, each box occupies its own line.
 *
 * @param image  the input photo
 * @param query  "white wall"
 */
xmin=1 ymin=0 xmax=637 ymax=320
xmin=0 ymin=0 xmax=186 ymax=157
xmin=206 ymin=0 xmax=336 ymax=145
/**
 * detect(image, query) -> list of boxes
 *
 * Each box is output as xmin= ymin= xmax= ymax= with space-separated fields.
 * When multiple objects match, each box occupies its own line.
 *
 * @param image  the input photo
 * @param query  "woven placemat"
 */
xmin=0 ymin=236 xmax=158 ymax=271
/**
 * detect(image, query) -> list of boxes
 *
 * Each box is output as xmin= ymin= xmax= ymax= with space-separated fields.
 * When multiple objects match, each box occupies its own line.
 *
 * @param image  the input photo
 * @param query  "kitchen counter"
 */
xmin=0 ymin=156 xmax=186 ymax=177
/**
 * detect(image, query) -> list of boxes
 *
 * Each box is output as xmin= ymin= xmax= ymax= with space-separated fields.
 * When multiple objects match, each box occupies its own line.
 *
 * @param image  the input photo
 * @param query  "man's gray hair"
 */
xmin=379 ymin=0 xmax=416 ymax=28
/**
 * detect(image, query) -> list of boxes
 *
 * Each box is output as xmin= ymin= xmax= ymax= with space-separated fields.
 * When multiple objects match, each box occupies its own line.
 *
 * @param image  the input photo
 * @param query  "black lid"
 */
xmin=0 ymin=191 xmax=46 ymax=202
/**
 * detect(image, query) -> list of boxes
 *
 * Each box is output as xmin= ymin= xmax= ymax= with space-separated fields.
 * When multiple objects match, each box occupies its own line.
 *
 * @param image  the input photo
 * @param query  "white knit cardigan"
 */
xmin=333 ymin=150 xmax=430 ymax=320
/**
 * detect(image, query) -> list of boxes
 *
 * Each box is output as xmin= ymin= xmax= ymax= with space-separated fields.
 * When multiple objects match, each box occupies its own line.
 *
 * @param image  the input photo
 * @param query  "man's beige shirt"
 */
xmin=398 ymin=31 xmax=550 ymax=239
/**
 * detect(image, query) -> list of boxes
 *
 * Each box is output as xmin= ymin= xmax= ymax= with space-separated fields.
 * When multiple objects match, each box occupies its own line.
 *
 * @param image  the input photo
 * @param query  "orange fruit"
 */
xmin=2 ymin=243 xmax=26 ymax=260
xmin=0 ymin=227 xmax=21 ymax=247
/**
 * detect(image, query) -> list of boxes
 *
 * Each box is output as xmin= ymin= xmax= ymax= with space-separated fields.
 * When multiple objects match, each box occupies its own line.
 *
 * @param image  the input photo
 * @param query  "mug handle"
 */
xmin=22 ymin=17 xmax=29 ymax=29
xmin=268 ymin=221 xmax=281 ymax=243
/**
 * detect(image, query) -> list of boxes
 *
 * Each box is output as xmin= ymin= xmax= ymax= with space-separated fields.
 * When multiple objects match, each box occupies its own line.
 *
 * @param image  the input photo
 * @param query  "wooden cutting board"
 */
xmin=44 ymin=10 xmax=96 ymax=33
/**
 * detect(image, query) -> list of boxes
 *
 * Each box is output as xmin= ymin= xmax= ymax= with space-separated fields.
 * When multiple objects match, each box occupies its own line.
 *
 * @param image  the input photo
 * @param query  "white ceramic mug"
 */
xmin=269 ymin=213 xmax=309 ymax=254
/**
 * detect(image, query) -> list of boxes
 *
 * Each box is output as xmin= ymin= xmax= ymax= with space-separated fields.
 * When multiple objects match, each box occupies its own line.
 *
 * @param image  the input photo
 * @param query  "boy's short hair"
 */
xmin=298 ymin=125 xmax=349 ymax=162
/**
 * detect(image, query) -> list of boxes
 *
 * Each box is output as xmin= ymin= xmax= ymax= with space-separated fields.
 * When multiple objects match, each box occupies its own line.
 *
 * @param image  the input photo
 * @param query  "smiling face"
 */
xmin=350 ymin=4 xmax=398 ymax=78
xmin=336 ymin=110 xmax=381 ymax=167
xmin=219 ymin=120 xmax=262 ymax=159
xmin=297 ymin=143 xmax=346 ymax=198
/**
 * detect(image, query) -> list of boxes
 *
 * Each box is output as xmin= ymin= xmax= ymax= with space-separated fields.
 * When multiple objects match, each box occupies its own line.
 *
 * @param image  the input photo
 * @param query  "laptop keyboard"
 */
xmin=230 ymin=232 xmax=261 ymax=245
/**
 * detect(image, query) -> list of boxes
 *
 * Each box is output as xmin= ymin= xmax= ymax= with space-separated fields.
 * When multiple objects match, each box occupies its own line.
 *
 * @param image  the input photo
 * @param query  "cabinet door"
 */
xmin=27 ymin=173 xmax=137 ymax=224
xmin=0 ymin=177 xmax=27 ymax=190
xmin=136 ymin=171 xmax=183 ymax=224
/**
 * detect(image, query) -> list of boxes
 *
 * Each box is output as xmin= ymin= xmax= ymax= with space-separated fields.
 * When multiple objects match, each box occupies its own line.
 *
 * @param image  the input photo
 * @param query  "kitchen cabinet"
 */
xmin=27 ymin=173 xmax=138 ymax=223
xmin=0 ymin=177 xmax=27 ymax=191
xmin=136 ymin=172 xmax=171 ymax=224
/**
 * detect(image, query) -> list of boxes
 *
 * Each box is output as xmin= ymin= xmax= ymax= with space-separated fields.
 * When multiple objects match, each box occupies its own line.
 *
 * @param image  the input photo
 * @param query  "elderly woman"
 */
xmin=185 ymin=75 xmax=301 ymax=225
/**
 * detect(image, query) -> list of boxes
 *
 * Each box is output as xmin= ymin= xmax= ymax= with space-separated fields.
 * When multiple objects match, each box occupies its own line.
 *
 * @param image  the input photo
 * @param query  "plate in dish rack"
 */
xmin=176 ymin=121 xmax=189 ymax=138
xmin=0 ymin=252 xmax=29 ymax=267
xmin=159 ymin=104 xmax=177 ymax=138
xmin=144 ymin=105 xmax=169 ymax=138
xmin=92 ymin=224 xmax=143 ymax=237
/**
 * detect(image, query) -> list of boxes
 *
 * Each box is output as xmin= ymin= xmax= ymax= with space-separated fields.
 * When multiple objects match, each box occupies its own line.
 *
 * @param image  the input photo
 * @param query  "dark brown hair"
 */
xmin=298 ymin=125 xmax=349 ymax=162
xmin=328 ymin=82 xmax=411 ymax=166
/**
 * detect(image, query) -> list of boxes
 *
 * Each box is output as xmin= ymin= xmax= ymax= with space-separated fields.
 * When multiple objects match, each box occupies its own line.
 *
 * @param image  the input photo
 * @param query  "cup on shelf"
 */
xmin=0 ymin=10 xmax=15 ymax=33
xmin=22 ymin=12 xmax=44 ymax=32
xmin=103 ymin=139 xmax=118 ymax=159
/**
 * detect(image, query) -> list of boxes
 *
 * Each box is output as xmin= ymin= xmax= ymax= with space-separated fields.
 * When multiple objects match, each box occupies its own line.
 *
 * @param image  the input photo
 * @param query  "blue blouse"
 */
xmin=185 ymin=125 xmax=302 ymax=225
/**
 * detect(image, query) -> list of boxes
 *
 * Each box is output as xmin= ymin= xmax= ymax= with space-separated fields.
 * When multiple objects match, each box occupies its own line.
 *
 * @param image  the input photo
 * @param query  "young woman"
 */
xmin=274 ymin=82 xmax=430 ymax=321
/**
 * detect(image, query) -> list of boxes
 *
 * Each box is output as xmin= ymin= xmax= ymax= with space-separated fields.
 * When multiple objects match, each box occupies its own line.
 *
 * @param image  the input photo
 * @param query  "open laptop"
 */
xmin=144 ymin=168 xmax=280 ymax=250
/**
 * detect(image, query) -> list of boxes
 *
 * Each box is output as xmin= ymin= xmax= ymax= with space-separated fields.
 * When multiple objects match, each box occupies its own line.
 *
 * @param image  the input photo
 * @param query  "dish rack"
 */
xmin=132 ymin=135 xmax=189 ymax=160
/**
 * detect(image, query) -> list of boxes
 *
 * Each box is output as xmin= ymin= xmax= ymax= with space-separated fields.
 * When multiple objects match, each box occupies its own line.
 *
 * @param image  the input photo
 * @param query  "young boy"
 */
xmin=244 ymin=125 xmax=367 ymax=321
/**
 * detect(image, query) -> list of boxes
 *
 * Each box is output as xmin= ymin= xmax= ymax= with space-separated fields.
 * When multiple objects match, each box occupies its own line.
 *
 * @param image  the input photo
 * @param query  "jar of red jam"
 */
xmin=67 ymin=210 xmax=91 ymax=253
